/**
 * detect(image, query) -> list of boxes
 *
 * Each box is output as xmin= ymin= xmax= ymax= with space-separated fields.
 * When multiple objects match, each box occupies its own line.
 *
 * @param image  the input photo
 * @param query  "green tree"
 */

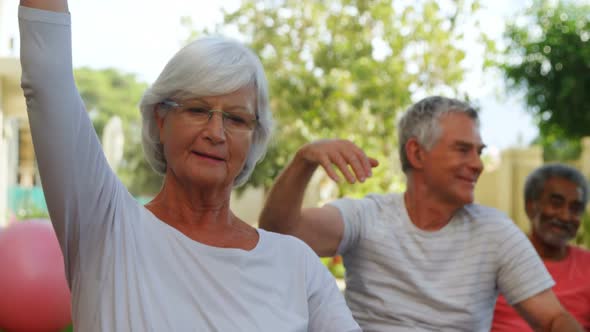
xmin=501 ymin=1 xmax=590 ymax=248
xmin=576 ymin=213 xmax=590 ymax=249
xmin=502 ymin=0 xmax=590 ymax=161
xmin=74 ymin=68 xmax=162 ymax=196
xmin=185 ymin=0 xmax=487 ymax=197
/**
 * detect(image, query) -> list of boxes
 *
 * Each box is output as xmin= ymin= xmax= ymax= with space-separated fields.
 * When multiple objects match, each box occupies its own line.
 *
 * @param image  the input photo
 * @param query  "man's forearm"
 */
xmin=259 ymin=151 xmax=318 ymax=233
xmin=548 ymin=312 xmax=582 ymax=332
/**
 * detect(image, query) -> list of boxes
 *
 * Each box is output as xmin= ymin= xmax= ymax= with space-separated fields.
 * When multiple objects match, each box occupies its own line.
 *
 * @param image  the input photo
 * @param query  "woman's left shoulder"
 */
xmin=258 ymin=229 xmax=316 ymax=256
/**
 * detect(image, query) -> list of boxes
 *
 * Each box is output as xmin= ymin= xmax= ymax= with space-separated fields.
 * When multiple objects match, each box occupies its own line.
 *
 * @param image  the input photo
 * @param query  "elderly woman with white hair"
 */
xmin=18 ymin=0 xmax=360 ymax=331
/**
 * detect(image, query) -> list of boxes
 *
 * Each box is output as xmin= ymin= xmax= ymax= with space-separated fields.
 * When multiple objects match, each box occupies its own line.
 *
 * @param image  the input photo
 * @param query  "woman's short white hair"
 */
xmin=139 ymin=36 xmax=273 ymax=187
xmin=397 ymin=96 xmax=479 ymax=173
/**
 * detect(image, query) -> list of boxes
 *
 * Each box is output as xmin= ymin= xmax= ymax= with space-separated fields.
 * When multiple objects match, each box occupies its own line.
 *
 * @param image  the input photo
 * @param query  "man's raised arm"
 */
xmin=259 ymin=139 xmax=378 ymax=257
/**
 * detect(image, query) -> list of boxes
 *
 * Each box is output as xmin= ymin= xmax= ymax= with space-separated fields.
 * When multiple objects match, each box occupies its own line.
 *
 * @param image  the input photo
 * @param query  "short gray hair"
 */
xmin=139 ymin=36 xmax=273 ymax=187
xmin=397 ymin=96 xmax=478 ymax=173
xmin=524 ymin=163 xmax=589 ymax=205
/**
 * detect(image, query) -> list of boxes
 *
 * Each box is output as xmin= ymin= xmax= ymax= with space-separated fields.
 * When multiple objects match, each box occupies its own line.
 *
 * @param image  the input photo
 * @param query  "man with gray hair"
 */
xmin=492 ymin=164 xmax=590 ymax=330
xmin=260 ymin=96 xmax=582 ymax=331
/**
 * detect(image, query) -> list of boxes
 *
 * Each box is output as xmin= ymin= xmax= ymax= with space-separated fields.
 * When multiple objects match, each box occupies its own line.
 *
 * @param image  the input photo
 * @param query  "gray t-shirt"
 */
xmin=330 ymin=193 xmax=553 ymax=332
xmin=19 ymin=6 xmax=360 ymax=332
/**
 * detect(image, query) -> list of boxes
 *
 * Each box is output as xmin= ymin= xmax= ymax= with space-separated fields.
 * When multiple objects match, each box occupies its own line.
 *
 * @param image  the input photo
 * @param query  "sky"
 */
xmin=4 ymin=0 xmax=542 ymax=153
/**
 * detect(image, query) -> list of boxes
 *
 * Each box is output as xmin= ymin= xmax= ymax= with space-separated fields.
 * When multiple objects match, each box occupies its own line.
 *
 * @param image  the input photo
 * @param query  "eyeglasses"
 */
xmin=159 ymin=99 xmax=259 ymax=132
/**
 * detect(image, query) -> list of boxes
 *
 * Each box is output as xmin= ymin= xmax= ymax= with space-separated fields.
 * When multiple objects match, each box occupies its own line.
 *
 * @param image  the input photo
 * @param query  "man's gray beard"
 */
xmin=540 ymin=219 xmax=576 ymax=247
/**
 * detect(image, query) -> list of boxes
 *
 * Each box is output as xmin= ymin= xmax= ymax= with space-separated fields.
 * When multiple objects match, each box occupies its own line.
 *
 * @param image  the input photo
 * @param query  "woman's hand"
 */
xmin=20 ymin=0 xmax=68 ymax=12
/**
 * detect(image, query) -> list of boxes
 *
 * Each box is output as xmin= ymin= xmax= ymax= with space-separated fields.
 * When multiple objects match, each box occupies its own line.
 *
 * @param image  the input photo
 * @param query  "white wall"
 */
xmin=0 ymin=0 xmax=19 ymax=57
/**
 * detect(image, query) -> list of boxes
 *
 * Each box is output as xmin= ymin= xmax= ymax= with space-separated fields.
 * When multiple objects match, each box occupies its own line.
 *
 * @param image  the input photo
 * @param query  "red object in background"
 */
xmin=332 ymin=255 xmax=343 ymax=264
xmin=0 ymin=220 xmax=72 ymax=332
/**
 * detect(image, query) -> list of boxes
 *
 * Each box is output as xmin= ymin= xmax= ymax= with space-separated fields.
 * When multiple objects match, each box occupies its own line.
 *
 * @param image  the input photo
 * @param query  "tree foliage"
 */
xmin=503 ymin=0 xmax=590 ymax=161
xmin=502 ymin=1 xmax=590 ymax=248
xmin=74 ymin=68 xmax=162 ymax=196
xmin=185 ymin=0 xmax=486 ymax=197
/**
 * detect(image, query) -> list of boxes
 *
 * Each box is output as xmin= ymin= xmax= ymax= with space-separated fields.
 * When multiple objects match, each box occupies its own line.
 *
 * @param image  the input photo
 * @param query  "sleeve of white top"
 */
xmin=329 ymin=197 xmax=368 ymax=255
xmin=495 ymin=221 xmax=555 ymax=305
xmin=305 ymin=246 xmax=361 ymax=332
xmin=18 ymin=6 xmax=127 ymax=285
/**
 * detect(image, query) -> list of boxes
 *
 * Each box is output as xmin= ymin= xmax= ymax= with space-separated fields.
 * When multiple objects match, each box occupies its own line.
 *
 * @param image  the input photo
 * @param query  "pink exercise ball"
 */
xmin=7 ymin=213 xmax=17 ymax=225
xmin=0 ymin=219 xmax=72 ymax=332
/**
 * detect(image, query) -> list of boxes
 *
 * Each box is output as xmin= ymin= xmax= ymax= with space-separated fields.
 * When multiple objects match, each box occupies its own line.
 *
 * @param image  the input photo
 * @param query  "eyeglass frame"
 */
xmin=158 ymin=99 xmax=259 ymax=132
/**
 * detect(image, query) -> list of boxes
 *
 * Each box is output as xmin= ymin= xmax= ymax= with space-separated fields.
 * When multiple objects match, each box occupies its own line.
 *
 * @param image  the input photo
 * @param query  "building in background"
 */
xmin=0 ymin=0 xmax=40 ymax=226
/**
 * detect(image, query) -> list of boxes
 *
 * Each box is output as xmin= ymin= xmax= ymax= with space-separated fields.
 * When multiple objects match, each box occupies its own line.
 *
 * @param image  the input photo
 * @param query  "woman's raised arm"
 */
xmin=19 ymin=1 xmax=127 ymax=285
